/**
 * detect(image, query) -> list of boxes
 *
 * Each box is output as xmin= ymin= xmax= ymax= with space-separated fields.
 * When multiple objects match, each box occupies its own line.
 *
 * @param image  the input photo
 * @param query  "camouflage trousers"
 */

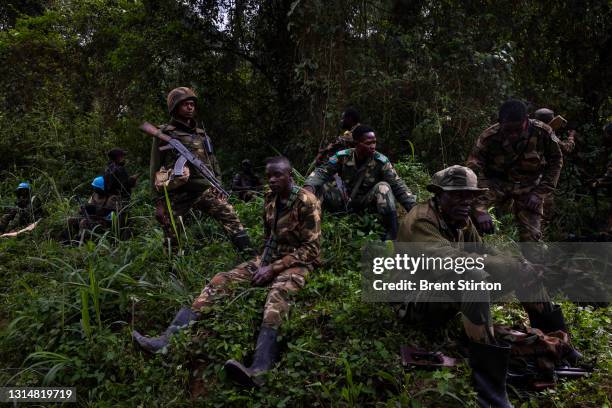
xmin=474 ymin=181 xmax=544 ymax=241
xmin=191 ymin=257 xmax=309 ymax=329
xmin=155 ymin=187 xmax=246 ymax=243
xmin=323 ymin=181 xmax=397 ymax=216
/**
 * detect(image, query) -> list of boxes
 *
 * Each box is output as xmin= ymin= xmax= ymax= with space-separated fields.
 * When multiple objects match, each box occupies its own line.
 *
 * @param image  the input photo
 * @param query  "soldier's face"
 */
xmin=16 ymin=190 xmax=29 ymax=207
xmin=340 ymin=113 xmax=354 ymax=130
xmin=438 ymin=190 xmax=477 ymax=227
xmin=355 ymin=132 xmax=377 ymax=158
xmin=266 ymin=163 xmax=292 ymax=194
xmin=176 ymin=100 xmax=196 ymax=120
xmin=501 ymin=119 xmax=528 ymax=142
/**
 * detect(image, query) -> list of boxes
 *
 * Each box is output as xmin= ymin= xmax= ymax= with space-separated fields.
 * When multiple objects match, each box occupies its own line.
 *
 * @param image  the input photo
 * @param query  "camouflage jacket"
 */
xmin=4 ymin=195 xmax=43 ymax=226
xmin=397 ymin=199 xmax=522 ymax=272
xmin=263 ymin=186 xmax=321 ymax=274
xmin=105 ymin=162 xmax=136 ymax=199
xmin=86 ymin=192 xmax=119 ymax=218
xmin=467 ymin=119 xmax=563 ymax=196
xmin=314 ymin=125 xmax=359 ymax=166
xmin=305 ymin=148 xmax=416 ymax=211
xmin=149 ymin=118 xmax=222 ymax=193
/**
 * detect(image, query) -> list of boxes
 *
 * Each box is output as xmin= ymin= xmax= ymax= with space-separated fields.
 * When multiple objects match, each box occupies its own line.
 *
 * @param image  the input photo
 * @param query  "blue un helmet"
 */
xmin=91 ymin=176 xmax=105 ymax=191
xmin=16 ymin=182 xmax=31 ymax=191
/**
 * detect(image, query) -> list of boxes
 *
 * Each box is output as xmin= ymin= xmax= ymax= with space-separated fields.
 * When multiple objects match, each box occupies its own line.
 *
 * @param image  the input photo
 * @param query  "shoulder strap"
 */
xmin=262 ymin=185 xmax=301 ymax=265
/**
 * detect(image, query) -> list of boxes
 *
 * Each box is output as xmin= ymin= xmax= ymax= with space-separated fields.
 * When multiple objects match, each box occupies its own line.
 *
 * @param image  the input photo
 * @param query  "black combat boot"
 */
xmin=468 ymin=341 xmax=514 ymax=408
xmin=381 ymin=210 xmax=399 ymax=241
xmin=132 ymin=307 xmax=200 ymax=354
xmin=224 ymin=326 xmax=279 ymax=387
xmin=230 ymin=230 xmax=257 ymax=257
xmin=527 ymin=304 xmax=582 ymax=364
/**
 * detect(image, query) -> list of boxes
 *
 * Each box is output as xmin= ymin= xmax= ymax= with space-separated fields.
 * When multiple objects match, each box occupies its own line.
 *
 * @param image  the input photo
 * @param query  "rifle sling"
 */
xmin=262 ymin=185 xmax=300 ymax=266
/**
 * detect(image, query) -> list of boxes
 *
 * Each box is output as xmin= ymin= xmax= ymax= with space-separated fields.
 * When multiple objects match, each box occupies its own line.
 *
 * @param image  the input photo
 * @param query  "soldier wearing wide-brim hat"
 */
xmin=397 ymin=164 xmax=580 ymax=408
xmin=149 ymin=87 xmax=255 ymax=254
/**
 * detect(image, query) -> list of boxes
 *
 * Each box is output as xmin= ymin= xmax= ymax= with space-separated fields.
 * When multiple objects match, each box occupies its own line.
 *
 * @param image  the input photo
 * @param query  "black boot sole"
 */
xmin=224 ymin=359 xmax=256 ymax=387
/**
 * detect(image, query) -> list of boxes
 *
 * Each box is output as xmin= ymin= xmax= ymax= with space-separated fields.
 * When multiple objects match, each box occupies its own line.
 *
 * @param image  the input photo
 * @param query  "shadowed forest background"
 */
xmin=0 ymin=1 xmax=611 ymax=407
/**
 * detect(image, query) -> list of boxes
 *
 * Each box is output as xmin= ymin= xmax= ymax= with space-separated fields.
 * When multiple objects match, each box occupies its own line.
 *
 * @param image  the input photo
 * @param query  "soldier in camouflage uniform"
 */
xmin=231 ymin=159 xmax=263 ymax=202
xmin=304 ymin=125 xmax=416 ymax=240
xmin=533 ymin=108 xmax=576 ymax=228
xmin=0 ymin=182 xmax=43 ymax=234
xmin=65 ymin=176 xmax=119 ymax=242
xmin=314 ymin=107 xmax=360 ymax=166
xmin=398 ymin=165 xmax=580 ymax=408
xmin=467 ymin=100 xmax=562 ymax=242
xmin=149 ymin=87 xmax=254 ymax=254
xmin=133 ymin=157 xmax=321 ymax=387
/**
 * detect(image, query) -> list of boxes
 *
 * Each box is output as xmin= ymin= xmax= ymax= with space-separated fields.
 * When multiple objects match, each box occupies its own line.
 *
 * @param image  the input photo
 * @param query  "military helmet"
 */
xmin=167 ymin=87 xmax=197 ymax=114
xmin=427 ymin=165 xmax=487 ymax=193
xmin=16 ymin=182 xmax=31 ymax=191
xmin=91 ymin=176 xmax=105 ymax=191
xmin=534 ymin=108 xmax=554 ymax=124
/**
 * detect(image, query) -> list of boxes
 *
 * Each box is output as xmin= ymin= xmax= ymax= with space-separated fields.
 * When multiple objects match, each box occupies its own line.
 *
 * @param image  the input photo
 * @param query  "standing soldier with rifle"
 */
xmin=133 ymin=157 xmax=321 ymax=387
xmin=147 ymin=87 xmax=255 ymax=254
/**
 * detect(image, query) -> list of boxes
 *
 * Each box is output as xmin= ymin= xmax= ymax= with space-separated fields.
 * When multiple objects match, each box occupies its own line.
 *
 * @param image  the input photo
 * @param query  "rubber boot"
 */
xmin=231 ymin=230 xmax=257 ymax=257
xmin=224 ymin=326 xmax=278 ymax=387
xmin=527 ymin=304 xmax=582 ymax=365
xmin=132 ymin=307 xmax=200 ymax=354
xmin=381 ymin=210 xmax=398 ymax=241
xmin=468 ymin=341 xmax=513 ymax=408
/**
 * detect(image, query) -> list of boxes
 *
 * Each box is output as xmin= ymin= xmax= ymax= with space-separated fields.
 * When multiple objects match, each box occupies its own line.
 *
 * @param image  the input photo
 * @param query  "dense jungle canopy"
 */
xmin=1 ymin=0 xmax=611 ymax=181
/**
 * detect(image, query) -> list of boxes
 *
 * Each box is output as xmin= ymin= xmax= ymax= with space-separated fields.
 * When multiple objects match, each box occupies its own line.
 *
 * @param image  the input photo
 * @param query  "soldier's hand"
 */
xmin=525 ymin=193 xmax=542 ymax=212
xmin=213 ymin=187 xmax=228 ymax=202
xmin=475 ymin=213 xmax=495 ymax=234
xmin=252 ymin=265 xmax=274 ymax=286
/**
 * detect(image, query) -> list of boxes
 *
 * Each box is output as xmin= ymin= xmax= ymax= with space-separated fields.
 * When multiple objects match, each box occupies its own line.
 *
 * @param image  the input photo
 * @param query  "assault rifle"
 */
xmin=140 ymin=122 xmax=229 ymax=199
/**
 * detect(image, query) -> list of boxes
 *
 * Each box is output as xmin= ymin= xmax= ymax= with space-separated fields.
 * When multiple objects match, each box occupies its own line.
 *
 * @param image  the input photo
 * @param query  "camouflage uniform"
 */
xmin=231 ymin=171 xmax=263 ymax=202
xmin=467 ymin=119 xmax=563 ymax=241
xmin=0 ymin=195 xmax=43 ymax=233
xmin=149 ymin=117 xmax=249 ymax=246
xmin=105 ymin=161 xmax=136 ymax=201
xmin=314 ymin=124 xmax=359 ymax=166
xmin=191 ymin=186 xmax=321 ymax=329
xmin=304 ymin=148 xmax=416 ymax=227
xmin=66 ymin=191 xmax=119 ymax=239
xmin=397 ymin=166 xmax=551 ymax=328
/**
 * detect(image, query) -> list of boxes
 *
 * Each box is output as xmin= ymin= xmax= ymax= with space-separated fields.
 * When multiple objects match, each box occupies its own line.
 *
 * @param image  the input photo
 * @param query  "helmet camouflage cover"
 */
xmin=167 ymin=87 xmax=197 ymax=114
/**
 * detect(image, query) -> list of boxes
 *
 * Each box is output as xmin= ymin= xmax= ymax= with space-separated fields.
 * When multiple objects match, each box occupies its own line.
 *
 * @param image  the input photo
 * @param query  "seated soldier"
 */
xmin=397 ymin=165 xmax=580 ymax=408
xmin=304 ymin=125 xmax=416 ymax=240
xmin=231 ymin=159 xmax=263 ymax=202
xmin=0 ymin=182 xmax=43 ymax=234
xmin=133 ymin=156 xmax=321 ymax=387
xmin=66 ymin=176 xmax=119 ymax=242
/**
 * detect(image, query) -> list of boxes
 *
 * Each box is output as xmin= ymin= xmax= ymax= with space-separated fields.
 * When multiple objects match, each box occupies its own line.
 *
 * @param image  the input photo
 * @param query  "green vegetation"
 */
xmin=1 ymin=162 xmax=610 ymax=407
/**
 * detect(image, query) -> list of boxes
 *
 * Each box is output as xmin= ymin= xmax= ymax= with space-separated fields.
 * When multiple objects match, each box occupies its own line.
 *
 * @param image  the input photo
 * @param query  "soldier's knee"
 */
xmin=373 ymin=182 xmax=396 ymax=214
